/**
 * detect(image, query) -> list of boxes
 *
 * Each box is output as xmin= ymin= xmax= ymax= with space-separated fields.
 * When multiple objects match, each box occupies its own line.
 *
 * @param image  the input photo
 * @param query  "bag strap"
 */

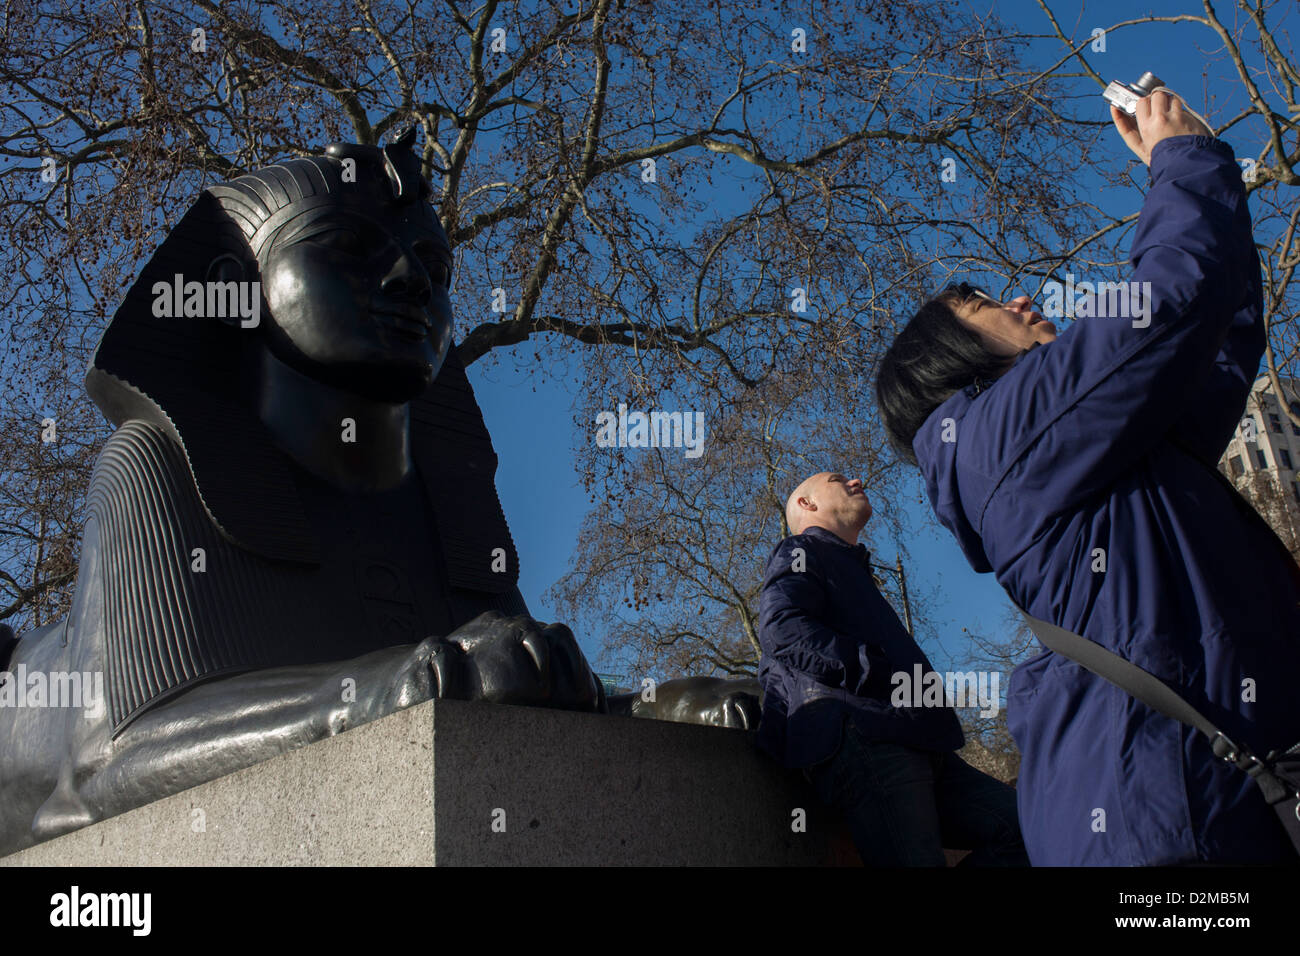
xmin=1015 ymin=434 xmax=1300 ymax=849
xmin=1017 ymin=610 xmax=1221 ymax=739
xmin=1018 ymin=608 xmax=1297 ymax=803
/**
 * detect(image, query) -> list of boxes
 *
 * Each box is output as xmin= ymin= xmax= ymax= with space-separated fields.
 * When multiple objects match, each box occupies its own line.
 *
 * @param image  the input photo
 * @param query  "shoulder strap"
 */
xmin=1017 ymin=609 xmax=1221 ymax=739
xmin=1018 ymin=608 xmax=1300 ymax=814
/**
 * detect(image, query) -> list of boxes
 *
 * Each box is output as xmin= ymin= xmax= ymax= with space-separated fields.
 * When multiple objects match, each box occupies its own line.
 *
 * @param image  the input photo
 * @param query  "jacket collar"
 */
xmin=802 ymin=525 xmax=871 ymax=565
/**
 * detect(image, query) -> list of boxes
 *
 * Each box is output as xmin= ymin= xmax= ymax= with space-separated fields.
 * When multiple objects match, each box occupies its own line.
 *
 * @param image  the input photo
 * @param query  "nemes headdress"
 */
xmin=206 ymin=128 xmax=437 ymax=260
xmin=85 ymin=128 xmax=518 ymax=594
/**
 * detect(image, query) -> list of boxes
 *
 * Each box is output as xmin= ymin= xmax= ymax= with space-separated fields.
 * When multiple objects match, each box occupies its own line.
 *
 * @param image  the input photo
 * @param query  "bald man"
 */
xmin=756 ymin=471 xmax=1027 ymax=866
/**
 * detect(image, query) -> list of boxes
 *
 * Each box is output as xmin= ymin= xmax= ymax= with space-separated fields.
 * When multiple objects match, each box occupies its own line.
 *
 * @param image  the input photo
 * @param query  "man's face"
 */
xmin=805 ymin=472 xmax=872 ymax=527
xmin=954 ymin=291 xmax=1057 ymax=359
xmin=257 ymin=199 xmax=454 ymax=402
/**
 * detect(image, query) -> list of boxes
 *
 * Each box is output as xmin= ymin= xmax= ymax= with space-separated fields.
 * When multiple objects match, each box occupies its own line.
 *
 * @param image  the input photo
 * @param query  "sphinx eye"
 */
xmin=308 ymin=228 xmax=364 ymax=256
xmin=412 ymin=241 xmax=452 ymax=288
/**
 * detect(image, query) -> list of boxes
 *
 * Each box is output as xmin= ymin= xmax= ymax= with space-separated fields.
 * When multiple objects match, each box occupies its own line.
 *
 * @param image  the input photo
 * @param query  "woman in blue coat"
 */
xmin=875 ymin=91 xmax=1300 ymax=865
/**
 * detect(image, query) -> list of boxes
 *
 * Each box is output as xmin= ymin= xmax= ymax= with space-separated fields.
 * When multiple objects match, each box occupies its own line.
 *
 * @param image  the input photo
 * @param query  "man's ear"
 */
xmin=205 ymin=254 xmax=251 ymax=328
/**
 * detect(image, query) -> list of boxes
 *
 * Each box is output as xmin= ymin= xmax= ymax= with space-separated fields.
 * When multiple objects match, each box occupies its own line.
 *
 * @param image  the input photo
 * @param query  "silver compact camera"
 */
xmin=1102 ymin=71 xmax=1164 ymax=115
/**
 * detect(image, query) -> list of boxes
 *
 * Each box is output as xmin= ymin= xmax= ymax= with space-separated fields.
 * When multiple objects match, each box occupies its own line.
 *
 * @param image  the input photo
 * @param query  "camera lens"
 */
xmin=1135 ymin=71 xmax=1163 ymax=93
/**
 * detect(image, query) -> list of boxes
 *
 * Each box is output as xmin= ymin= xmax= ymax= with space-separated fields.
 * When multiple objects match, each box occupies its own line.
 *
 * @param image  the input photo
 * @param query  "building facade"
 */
xmin=1218 ymin=374 xmax=1300 ymax=556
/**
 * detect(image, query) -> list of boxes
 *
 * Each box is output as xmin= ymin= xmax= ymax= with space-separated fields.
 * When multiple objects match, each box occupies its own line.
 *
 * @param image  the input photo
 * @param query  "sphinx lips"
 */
xmin=373 ymin=310 xmax=430 ymax=341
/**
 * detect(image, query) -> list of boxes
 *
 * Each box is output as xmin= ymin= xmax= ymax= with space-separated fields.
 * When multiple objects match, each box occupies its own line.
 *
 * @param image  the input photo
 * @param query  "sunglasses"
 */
xmin=944 ymin=282 xmax=1004 ymax=309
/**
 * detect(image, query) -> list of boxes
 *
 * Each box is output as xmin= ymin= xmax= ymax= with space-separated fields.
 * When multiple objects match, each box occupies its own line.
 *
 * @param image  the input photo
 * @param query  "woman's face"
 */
xmin=954 ymin=290 xmax=1058 ymax=359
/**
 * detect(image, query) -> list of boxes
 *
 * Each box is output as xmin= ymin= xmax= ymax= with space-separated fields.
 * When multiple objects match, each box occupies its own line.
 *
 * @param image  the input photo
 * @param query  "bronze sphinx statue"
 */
xmin=0 ymin=129 xmax=757 ymax=857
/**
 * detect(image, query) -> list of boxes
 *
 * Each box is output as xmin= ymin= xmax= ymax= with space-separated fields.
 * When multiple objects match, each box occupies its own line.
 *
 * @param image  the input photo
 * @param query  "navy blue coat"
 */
xmin=756 ymin=526 xmax=964 ymax=769
xmin=914 ymin=135 xmax=1300 ymax=865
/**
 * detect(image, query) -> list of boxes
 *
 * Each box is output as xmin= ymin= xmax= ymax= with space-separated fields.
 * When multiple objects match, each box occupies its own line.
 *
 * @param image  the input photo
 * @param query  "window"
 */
xmin=1269 ymin=412 xmax=1284 ymax=433
xmin=1282 ymin=449 xmax=1294 ymax=470
xmin=1257 ymin=448 xmax=1269 ymax=469
xmin=1290 ymin=403 xmax=1300 ymax=435
xmin=1229 ymin=455 xmax=1245 ymax=477
xmin=1293 ymin=483 xmax=1300 ymax=505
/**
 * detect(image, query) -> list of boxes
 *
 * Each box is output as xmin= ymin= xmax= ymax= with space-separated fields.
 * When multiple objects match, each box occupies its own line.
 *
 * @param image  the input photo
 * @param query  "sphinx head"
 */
xmin=203 ymin=128 xmax=454 ymax=403
xmin=86 ymin=129 xmax=516 ymax=560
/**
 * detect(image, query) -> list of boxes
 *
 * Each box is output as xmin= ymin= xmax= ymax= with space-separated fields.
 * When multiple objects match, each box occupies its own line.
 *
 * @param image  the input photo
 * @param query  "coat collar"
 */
xmin=802 ymin=525 xmax=872 ymax=565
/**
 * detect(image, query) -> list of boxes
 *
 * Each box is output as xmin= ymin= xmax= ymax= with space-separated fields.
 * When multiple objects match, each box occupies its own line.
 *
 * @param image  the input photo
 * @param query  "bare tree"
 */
xmin=946 ymin=605 xmax=1041 ymax=784
xmin=1 ymin=0 xmax=1295 ymax=665
xmin=0 ymin=0 xmax=1108 ymax=629
xmin=554 ymin=2 xmax=1300 ymax=684
xmin=0 ymin=380 xmax=103 ymax=627
xmin=1036 ymin=1 xmax=1300 ymax=418
xmin=549 ymin=348 xmax=924 ymax=680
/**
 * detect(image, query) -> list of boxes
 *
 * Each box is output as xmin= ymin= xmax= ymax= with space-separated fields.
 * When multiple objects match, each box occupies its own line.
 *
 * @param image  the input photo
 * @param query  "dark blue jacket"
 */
xmin=914 ymin=135 xmax=1300 ymax=865
xmin=756 ymin=526 xmax=964 ymax=769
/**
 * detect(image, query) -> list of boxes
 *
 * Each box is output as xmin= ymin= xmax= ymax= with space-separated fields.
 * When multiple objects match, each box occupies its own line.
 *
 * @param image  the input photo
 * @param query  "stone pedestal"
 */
xmin=1 ymin=698 xmax=847 ymax=866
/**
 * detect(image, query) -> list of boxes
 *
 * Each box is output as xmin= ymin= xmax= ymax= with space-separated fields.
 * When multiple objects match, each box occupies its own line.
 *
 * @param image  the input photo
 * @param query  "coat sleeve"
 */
xmin=757 ymin=540 xmax=872 ymax=694
xmin=1166 ymin=298 xmax=1264 ymax=464
xmin=964 ymin=135 xmax=1258 ymax=515
xmin=1167 ymin=162 xmax=1265 ymax=463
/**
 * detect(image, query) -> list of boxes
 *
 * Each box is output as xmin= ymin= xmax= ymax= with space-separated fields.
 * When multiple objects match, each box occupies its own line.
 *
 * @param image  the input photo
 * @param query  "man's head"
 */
xmin=786 ymin=472 xmax=872 ymax=542
xmin=874 ymin=282 xmax=1057 ymax=464
xmin=204 ymin=129 xmax=455 ymax=404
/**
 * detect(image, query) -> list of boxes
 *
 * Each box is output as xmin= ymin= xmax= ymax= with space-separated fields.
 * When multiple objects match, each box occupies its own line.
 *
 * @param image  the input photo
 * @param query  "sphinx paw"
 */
xmin=621 ymin=676 xmax=762 ymax=729
xmin=429 ymin=613 xmax=601 ymax=713
xmin=31 ymin=786 xmax=97 ymax=844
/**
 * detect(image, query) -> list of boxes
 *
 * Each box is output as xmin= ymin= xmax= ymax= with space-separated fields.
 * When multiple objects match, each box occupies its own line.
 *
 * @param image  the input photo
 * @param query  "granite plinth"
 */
xmin=2 ymin=697 xmax=844 ymax=866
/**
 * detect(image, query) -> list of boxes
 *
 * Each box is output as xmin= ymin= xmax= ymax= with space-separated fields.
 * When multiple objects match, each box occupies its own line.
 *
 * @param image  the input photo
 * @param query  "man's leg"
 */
xmin=805 ymin=716 xmax=948 ymax=866
xmin=931 ymin=751 xmax=1030 ymax=866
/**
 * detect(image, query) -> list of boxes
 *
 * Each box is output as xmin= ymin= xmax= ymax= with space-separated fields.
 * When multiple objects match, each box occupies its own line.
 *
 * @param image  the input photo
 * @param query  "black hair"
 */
xmin=874 ymin=282 xmax=1015 ymax=465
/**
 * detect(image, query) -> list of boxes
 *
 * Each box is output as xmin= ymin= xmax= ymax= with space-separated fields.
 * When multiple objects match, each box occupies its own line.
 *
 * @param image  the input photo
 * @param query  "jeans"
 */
xmin=805 ymin=715 xmax=1030 ymax=866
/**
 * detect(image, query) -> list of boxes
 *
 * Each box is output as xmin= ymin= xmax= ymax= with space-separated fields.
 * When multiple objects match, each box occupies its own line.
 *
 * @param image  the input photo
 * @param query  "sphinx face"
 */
xmin=257 ymin=200 xmax=455 ymax=402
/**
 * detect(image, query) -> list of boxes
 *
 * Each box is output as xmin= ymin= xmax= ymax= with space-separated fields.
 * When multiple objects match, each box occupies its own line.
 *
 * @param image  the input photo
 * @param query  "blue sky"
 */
xmin=471 ymin=0 xmax=1267 ymax=675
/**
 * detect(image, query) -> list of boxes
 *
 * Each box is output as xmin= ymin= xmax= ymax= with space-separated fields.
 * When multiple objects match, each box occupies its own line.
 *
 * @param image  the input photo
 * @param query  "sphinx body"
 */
xmin=0 ymin=408 xmax=599 ymax=856
xmin=0 ymin=132 xmax=758 ymax=858
xmin=0 ymin=133 xmax=605 ymax=855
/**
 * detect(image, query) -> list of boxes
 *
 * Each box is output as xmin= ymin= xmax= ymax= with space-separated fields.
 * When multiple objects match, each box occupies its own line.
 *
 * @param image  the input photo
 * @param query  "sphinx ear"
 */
xmin=206 ymin=253 xmax=247 ymax=283
xmin=206 ymin=254 xmax=253 ymax=328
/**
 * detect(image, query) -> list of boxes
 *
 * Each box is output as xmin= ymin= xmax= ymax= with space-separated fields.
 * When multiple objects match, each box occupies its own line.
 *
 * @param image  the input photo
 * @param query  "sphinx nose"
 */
xmin=380 ymin=249 xmax=432 ymax=304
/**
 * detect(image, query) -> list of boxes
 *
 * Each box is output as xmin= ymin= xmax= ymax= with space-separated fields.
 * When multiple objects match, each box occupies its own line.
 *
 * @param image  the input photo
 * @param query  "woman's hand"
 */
xmin=1112 ymin=89 xmax=1213 ymax=167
